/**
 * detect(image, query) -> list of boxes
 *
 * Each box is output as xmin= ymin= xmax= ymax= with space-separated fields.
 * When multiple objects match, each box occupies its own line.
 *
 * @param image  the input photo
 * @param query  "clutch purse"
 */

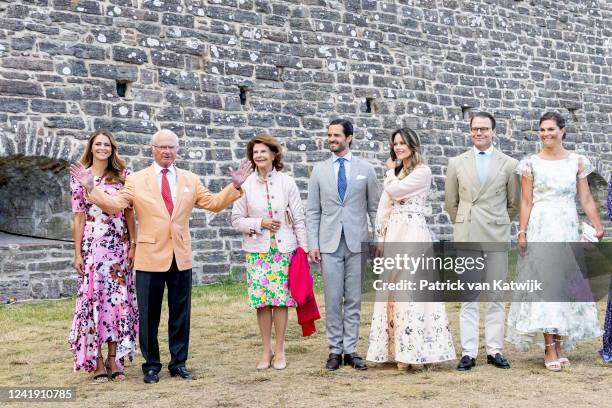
xmin=580 ymin=222 xmax=598 ymax=242
xmin=285 ymin=206 xmax=294 ymax=226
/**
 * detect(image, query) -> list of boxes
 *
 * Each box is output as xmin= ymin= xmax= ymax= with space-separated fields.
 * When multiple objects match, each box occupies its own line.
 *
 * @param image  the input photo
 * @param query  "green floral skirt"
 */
xmin=246 ymin=248 xmax=296 ymax=309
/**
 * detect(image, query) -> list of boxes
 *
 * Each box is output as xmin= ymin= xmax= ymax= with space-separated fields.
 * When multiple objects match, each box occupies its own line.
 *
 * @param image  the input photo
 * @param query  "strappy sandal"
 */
xmin=105 ymin=354 xmax=125 ymax=381
xmin=555 ymin=339 xmax=570 ymax=368
xmin=544 ymin=342 xmax=562 ymax=372
xmin=93 ymin=356 xmax=110 ymax=383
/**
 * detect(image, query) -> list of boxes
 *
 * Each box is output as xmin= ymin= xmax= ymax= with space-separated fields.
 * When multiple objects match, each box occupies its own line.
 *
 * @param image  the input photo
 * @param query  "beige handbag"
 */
xmin=285 ymin=206 xmax=294 ymax=226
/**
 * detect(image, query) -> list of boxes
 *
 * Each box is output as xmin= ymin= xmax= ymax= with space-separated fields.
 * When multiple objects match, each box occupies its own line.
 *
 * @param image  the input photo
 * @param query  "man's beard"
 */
xmin=329 ymin=143 xmax=345 ymax=152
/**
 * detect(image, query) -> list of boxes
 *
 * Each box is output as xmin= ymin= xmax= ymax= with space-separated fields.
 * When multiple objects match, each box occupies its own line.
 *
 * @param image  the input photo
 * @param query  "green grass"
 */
xmin=0 ymin=282 xmax=248 ymax=327
xmin=0 ymin=298 xmax=74 ymax=324
xmin=0 ymin=275 xmax=610 ymax=407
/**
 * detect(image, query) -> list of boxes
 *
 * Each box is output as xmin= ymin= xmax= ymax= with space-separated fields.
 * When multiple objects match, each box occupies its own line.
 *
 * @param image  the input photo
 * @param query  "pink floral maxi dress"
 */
xmin=69 ymin=170 xmax=138 ymax=372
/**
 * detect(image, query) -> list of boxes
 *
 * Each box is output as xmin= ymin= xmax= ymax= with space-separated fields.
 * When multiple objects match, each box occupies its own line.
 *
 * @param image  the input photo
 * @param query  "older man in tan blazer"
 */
xmin=70 ymin=129 xmax=251 ymax=383
xmin=444 ymin=112 xmax=520 ymax=371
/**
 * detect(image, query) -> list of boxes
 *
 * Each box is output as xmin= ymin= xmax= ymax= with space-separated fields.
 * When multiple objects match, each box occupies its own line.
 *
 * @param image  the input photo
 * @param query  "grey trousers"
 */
xmin=321 ymin=234 xmax=363 ymax=355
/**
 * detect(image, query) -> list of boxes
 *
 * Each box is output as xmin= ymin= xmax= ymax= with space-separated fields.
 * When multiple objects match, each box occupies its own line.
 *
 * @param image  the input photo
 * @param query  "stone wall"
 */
xmin=0 ymin=234 xmax=75 ymax=302
xmin=0 ymin=0 xmax=611 ymax=298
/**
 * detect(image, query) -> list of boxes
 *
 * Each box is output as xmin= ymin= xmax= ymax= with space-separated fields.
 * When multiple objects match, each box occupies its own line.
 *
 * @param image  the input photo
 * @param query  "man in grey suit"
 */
xmin=306 ymin=119 xmax=380 ymax=371
xmin=444 ymin=112 xmax=520 ymax=371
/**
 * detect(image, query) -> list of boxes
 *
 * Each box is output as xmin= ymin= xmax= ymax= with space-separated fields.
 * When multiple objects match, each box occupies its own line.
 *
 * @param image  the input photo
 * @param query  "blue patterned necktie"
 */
xmin=337 ymin=157 xmax=347 ymax=201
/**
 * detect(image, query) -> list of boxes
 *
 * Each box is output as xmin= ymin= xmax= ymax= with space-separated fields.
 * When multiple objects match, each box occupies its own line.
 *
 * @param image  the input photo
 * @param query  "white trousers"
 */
xmin=459 ymin=251 xmax=508 ymax=358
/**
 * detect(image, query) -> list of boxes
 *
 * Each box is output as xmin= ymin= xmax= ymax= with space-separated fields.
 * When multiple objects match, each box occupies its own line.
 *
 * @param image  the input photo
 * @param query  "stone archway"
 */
xmin=0 ymin=154 xmax=72 ymax=240
xmin=0 ymin=154 xmax=75 ymax=302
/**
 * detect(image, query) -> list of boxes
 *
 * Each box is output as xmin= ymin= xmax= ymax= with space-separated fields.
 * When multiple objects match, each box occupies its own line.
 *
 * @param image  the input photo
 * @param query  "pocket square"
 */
xmin=183 ymin=187 xmax=190 ymax=193
xmin=356 ymin=175 xmax=366 ymax=180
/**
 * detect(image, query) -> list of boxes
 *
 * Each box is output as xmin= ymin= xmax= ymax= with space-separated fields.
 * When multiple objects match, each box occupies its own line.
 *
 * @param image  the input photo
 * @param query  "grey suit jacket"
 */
xmin=306 ymin=155 xmax=380 ymax=253
xmin=444 ymin=148 xmax=520 ymax=244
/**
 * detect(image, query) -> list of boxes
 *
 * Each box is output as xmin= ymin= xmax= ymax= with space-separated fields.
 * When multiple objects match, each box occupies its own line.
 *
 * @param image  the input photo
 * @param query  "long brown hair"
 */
xmin=246 ymin=133 xmax=284 ymax=171
xmin=389 ymin=128 xmax=424 ymax=176
xmin=80 ymin=129 xmax=127 ymax=184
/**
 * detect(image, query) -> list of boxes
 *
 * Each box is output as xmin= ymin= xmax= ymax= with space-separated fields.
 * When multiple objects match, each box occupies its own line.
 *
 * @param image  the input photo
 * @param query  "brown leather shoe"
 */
xmin=325 ymin=353 xmax=342 ymax=371
xmin=343 ymin=353 xmax=367 ymax=370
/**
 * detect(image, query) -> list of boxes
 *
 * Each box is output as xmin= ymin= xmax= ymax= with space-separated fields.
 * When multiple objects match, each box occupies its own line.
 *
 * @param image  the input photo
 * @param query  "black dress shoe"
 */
xmin=169 ymin=366 xmax=195 ymax=380
xmin=487 ymin=353 xmax=510 ymax=369
xmin=143 ymin=369 xmax=159 ymax=384
xmin=457 ymin=355 xmax=476 ymax=371
xmin=325 ymin=353 xmax=342 ymax=371
xmin=343 ymin=353 xmax=367 ymax=370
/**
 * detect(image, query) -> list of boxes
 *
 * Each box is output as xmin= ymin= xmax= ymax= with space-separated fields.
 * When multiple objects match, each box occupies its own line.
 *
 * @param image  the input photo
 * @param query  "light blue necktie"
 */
xmin=477 ymin=151 xmax=487 ymax=184
xmin=337 ymin=157 xmax=347 ymax=201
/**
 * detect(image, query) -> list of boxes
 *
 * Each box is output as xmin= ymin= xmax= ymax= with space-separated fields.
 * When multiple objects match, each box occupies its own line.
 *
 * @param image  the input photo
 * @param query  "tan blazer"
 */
xmin=88 ymin=165 xmax=241 ymax=272
xmin=444 ymin=149 xmax=520 ymax=243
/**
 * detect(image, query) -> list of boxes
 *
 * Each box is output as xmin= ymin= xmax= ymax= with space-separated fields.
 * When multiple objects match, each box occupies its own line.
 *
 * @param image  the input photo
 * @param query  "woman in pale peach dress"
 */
xmin=366 ymin=128 xmax=455 ymax=370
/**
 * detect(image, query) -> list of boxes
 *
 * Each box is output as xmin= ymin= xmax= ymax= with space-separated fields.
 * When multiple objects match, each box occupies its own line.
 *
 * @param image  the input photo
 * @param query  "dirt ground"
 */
xmin=0 ymin=283 xmax=610 ymax=408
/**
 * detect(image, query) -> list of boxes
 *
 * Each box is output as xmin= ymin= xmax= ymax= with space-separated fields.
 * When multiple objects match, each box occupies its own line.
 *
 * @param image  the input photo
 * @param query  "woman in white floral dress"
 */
xmin=366 ymin=128 xmax=455 ymax=370
xmin=506 ymin=112 xmax=604 ymax=371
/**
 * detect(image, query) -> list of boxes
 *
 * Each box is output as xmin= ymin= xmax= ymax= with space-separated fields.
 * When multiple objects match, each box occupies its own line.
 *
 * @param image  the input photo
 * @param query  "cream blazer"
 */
xmin=444 ymin=148 xmax=520 ymax=243
xmin=231 ymin=169 xmax=308 ymax=253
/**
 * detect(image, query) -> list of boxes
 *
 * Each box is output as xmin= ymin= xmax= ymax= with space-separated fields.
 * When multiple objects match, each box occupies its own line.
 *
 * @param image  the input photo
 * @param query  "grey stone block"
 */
xmin=113 ymin=46 xmax=149 ymax=65
xmin=0 ymin=80 xmax=43 ymax=97
xmin=0 ymin=98 xmax=28 ymax=113
xmin=30 ymin=99 xmax=66 ymax=113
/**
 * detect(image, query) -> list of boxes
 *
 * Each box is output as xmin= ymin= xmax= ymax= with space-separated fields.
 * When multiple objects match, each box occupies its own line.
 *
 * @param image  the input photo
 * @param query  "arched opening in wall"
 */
xmin=0 ymin=155 xmax=72 ymax=241
xmin=0 ymin=155 xmax=76 ymax=302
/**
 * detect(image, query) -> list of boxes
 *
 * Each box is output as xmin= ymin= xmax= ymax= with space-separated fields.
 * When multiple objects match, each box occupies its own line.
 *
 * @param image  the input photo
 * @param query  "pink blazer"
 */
xmin=231 ymin=169 xmax=308 ymax=254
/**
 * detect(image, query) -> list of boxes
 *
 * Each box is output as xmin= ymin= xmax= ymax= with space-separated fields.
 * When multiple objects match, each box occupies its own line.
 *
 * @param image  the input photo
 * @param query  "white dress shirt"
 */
xmin=473 ymin=145 xmax=494 ymax=185
xmin=153 ymin=161 xmax=177 ymax=202
xmin=332 ymin=151 xmax=352 ymax=189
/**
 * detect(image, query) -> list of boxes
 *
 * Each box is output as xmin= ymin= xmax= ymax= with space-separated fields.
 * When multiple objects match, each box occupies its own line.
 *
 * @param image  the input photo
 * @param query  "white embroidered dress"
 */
xmin=366 ymin=164 xmax=456 ymax=364
xmin=506 ymin=153 xmax=601 ymax=351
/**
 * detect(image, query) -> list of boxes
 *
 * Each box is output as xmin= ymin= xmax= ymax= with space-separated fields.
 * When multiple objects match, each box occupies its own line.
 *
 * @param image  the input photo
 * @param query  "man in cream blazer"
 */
xmin=444 ymin=112 xmax=520 ymax=371
xmin=306 ymin=119 xmax=380 ymax=371
xmin=70 ymin=129 xmax=251 ymax=383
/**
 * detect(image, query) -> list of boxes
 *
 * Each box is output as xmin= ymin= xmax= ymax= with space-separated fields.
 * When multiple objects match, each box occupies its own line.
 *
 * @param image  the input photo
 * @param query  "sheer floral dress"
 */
xmin=506 ymin=153 xmax=601 ymax=351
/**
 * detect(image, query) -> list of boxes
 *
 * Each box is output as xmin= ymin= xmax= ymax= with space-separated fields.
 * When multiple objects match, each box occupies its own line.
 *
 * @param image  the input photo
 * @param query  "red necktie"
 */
xmin=161 ymin=168 xmax=173 ymax=216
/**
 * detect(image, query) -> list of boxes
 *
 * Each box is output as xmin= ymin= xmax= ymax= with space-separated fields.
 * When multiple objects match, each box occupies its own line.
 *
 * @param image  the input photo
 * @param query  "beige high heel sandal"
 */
xmin=554 ymin=339 xmax=570 ymax=368
xmin=544 ymin=342 xmax=562 ymax=372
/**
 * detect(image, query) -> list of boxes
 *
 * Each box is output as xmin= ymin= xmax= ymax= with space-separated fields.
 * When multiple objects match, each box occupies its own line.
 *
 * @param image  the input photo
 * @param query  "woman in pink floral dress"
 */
xmin=70 ymin=130 xmax=138 ymax=383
